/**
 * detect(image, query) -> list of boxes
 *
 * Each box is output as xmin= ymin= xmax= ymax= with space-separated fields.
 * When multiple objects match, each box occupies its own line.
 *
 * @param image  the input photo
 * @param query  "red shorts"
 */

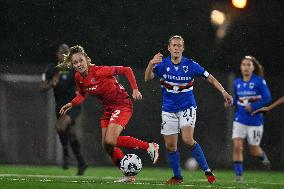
xmin=100 ymin=104 xmax=133 ymax=128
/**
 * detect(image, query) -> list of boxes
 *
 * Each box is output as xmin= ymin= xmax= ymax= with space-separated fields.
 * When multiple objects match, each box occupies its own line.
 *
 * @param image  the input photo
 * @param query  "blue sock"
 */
xmin=168 ymin=151 xmax=182 ymax=178
xmin=191 ymin=143 xmax=209 ymax=172
xmin=233 ymin=161 xmax=243 ymax=176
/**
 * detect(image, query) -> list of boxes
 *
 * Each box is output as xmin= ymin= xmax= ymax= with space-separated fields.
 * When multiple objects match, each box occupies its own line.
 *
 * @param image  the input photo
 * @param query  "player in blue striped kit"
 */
xmin=229 ymin=56 xmax=271 ymax=181
xmin=145 ymin=35 xmax=233 ymax=184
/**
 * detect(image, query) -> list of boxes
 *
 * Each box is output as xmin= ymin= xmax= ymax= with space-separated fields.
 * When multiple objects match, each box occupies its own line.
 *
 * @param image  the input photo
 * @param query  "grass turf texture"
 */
xmin=0 ymin=165 xmax=283 ymax=189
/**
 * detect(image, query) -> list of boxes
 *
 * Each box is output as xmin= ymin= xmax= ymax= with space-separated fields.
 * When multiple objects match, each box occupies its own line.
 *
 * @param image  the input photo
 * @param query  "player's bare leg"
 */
xmin=103 ymin=124 xmax=159 ymax=183
xmin=182 ymin=127 xmax=216 ymax=184
xmin=103 ymin=125 xmax=135 ymax=183
xmin=164 ymin=134 xmax=183 ymax=184
xmin=249 ymin=145 xmax=270 ymax=169
xmin=102 ymin=128 xmax=124 ymax=167
xmin=233 ymin=138 xmax=244 ymax=181
xmin=104 ymin=123 xmax=159 ymax=164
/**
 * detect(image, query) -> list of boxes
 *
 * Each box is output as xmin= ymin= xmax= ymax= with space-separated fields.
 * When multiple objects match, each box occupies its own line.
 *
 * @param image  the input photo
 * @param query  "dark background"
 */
xmin=1 ymin=0 xmax=283 ymax=75
xmin=0 ymin=0 xmax=283 ymax=170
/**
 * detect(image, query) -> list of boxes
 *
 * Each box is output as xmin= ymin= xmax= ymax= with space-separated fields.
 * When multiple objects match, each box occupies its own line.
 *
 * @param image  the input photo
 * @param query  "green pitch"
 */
xmin=0 ymin=165 xmax=283 ymax=189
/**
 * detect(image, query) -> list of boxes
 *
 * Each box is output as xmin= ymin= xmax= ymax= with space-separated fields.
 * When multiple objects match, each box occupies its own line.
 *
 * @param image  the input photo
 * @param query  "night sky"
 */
xmin=1 ymin=0 xmax=283 ymax=75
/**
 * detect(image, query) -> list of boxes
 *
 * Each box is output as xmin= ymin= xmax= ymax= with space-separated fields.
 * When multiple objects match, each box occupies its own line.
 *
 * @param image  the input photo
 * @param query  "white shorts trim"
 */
xmin=232 ymin=121 xmax=263 ymax=145
xmin=161 ymin=107 xmax=197 ymax=135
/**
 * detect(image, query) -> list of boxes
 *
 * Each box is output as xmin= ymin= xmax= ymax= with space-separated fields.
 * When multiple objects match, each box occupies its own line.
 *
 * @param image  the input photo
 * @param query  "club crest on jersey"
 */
xmin=183 ymin=66 xmax=188 ymax=73
xmin=91 ymin=77 xmax=96 ymax=83
xmin=249 ymin=82 xmax=255 ymax=89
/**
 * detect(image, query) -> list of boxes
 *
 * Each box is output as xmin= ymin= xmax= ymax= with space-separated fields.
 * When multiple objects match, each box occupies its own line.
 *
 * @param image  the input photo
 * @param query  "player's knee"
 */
xmin=249 ymin=146 xmax=259 ymax=156
xmin=233 ymin=145 xmax=243 ymax=154
xmin=68 ymin=128 xmax=77 ymax=142
xmin=68 ymin=133 xmax=76 ymax=142
xmin=165 ymin=143 xmax=177 ymax=152
xmin=183 ymin=137 xmax=195 ymax=147
xmin=55 ymin=124 xmax=65 ymax=134
xmin=104 ymin=135 xmax=117 ymax=147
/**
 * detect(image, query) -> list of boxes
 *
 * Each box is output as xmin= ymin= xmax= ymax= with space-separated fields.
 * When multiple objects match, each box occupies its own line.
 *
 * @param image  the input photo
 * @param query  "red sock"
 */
xmin=112 ymin=147 xmax=124 ymax=167
xmin=117 ymin=136 xmax=149 ymax=150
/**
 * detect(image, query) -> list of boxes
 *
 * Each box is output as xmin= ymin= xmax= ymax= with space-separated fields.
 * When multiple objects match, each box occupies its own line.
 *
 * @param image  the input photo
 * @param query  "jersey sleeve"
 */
xmin=96 ymin=66 xmax=138 ymax=90
xmin=115 ymin=66 xmax=138 ymax=89
xmin=250 ymin=79 xmax=272 ymax=111
xmin=192 ymin=60 xmax=210 ymax=79
xmin=70 ymin=73 xmax=87 ymax=107
xmin=152 ymin=62 xmax=164 ymax=78
xmin=95 ymin=66 xmax=116 ymax=76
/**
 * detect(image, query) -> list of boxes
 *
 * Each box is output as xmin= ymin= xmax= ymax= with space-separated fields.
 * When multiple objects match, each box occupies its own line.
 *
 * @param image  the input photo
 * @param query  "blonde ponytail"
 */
xmin=56 ymin=45 xmax=91 ymax=71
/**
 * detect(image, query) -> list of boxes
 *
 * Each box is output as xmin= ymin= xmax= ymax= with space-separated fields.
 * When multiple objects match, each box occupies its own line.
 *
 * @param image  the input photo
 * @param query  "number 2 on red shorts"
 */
xmin=110 ymin=110 xmax=121 ymax=121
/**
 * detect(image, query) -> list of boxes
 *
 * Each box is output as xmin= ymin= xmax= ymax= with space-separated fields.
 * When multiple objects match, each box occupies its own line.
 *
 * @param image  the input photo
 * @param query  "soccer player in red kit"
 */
xmin=58 ymin=45 xmax=159 ymax=182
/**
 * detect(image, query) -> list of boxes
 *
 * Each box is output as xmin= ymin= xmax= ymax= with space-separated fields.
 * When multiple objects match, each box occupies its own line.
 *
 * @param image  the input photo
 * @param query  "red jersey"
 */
xmin=71 ymin=64 xmax=138 ymax=107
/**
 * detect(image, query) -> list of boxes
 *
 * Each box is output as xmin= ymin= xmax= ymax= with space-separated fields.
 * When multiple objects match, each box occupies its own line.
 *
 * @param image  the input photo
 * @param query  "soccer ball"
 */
xmin=184 ymin=157 xmax=198 ymax=171
xmin=120 ymin=154 xmax=142 ymax=176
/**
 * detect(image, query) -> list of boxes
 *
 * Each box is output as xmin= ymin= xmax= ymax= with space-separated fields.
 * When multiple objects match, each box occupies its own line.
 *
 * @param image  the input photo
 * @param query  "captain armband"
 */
xmin=202 ymin=70 xmax=210 ymax=79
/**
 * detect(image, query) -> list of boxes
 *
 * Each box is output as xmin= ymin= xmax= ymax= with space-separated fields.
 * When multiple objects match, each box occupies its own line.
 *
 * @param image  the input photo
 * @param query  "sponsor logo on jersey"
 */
xmin=86 ymin=85 xmax=97 ymax=91
xmin=237 ymin=91 xmax=256 ymax=96
xmin=167 ymin=67 xmax=170 ymax=72
xmin=162 ymin=74 xmax=191 ymax=81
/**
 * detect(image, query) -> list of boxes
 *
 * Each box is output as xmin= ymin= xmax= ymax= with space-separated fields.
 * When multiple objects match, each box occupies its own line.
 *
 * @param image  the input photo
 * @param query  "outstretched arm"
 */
xmin=59 ymin=76 xmax=87 ymax=115
xmin=252 ymin=96 xmax=284 ymax=114
xmin=59 ymin=91 xmax=87 ymax=115
xmin=115 ymin=66 xmax=142 ymax=100
xmin=145 ymin=53 xmax=163 ymax=81
xmin=206 ymin=74 xmax=233 ymax=105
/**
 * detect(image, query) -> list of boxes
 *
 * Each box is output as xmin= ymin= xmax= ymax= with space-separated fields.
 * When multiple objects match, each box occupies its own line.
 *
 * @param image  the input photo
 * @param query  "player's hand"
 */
xmin=59 ymin=103 xmax=72 ymax=115
xmin=252 ymin=107 xmax=270 ymax=115
xmin=245 ymin=105 xmax=252 ymax=112
xmin=149 ymin=53 xmax=163 ymax=65
xmin=132 ymin=89 xmax=142 ymax=101
xmin=224 ymin=101 xmax=231 ymax=108
xmin=222 ymin=90 xmax=233 ymax=106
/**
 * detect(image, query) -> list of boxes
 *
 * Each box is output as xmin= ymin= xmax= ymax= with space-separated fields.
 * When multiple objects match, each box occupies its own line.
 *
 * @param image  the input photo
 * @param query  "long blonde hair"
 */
xmin=243 ymin=55 xmax=264 ymax=78
xmin=56 ymin=45 xmax=91 ymax=70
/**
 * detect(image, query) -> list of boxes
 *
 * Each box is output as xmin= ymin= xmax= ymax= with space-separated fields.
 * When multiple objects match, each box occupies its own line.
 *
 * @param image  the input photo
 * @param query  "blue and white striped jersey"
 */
xmin=233 ymin=74 xmax=271 ymax=126
xmin=153 ymin=56 xmax=209 ymax=112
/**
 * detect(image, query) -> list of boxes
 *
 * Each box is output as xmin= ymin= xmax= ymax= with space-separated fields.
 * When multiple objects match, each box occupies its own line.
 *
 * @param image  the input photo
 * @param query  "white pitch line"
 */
xmin=0 ymin=173 xmax=283 ymax=187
